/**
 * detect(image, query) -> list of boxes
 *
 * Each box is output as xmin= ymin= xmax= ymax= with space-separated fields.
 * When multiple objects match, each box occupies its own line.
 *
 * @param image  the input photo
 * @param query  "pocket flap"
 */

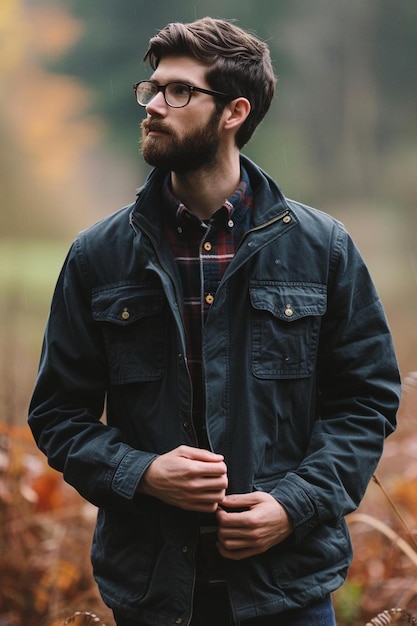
xmin=92 ymin=284 xmax=165 ymax=325
xmin=249 ymin=281 xmax=327 ymax=321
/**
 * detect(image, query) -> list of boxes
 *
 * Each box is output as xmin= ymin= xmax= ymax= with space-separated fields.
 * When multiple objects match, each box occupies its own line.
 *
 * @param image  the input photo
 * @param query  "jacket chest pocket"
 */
xmin=92 ymin=284 xmax=166 ymax=384
xmin=249 ymin=281 xmax=327 ymax=379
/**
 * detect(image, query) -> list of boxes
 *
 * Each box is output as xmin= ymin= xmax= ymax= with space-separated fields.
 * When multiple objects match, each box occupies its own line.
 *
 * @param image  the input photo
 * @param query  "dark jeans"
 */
xmin=113 ymin=581 xmax=337 ymax=626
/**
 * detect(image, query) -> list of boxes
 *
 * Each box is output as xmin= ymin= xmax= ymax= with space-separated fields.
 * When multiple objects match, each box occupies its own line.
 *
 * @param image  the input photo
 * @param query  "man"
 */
xmin=29 ymin=17 xmax=401 ymax=626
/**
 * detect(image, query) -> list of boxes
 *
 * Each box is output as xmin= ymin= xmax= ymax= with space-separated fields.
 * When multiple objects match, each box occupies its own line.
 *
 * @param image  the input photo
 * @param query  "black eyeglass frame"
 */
xmin=133 ymin=80 xmax=234 ymax=108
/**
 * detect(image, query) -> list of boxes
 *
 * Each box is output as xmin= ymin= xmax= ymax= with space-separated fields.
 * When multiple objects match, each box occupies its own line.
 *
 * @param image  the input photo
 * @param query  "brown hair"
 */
xmin=143 ymin=17 xmax=276 ymax=148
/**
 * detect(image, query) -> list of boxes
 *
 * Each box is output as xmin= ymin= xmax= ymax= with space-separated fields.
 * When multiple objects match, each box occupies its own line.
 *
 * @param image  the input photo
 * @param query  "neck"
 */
xmin=170 ymin=152 xmax=241 ymax=220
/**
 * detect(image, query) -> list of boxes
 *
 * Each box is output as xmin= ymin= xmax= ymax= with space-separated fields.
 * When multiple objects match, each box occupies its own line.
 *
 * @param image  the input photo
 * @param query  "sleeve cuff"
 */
xmin=269 ymin=474 xmax=320 ymax=542
xmin=112 ymin=448 xmax=158 ymax=500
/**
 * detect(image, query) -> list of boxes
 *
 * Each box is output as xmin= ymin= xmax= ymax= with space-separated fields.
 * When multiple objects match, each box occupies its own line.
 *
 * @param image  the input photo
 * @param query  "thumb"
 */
xmin=220 ymin=492 xmax=260 ymax=511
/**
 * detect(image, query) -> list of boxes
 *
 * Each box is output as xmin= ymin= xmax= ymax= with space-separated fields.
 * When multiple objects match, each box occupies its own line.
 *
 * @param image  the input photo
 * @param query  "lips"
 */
xmin=142 ymin=119 xmax=171 ymax=136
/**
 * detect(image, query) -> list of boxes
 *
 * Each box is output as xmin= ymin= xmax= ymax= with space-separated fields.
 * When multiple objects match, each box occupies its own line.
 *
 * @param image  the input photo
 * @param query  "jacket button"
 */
xmin=121 ymin=308 xmax=130 ymax=320
xmin=175 ymin=619 xmax=183 ymax=624
xmin=283 ymin=215 xmax=292 ymax=224
xmin=205 ymin=294 xmax=214 ymax=305
xmin=203 ymin=241 xmax=212 ymax=252
xmin=284 ymin=305 xmax=294 ymax=317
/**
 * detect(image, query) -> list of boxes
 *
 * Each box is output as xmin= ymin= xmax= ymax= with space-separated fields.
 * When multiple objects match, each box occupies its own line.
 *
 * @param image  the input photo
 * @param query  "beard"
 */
xmin=140 ymin=109 xmax=222 ymax=173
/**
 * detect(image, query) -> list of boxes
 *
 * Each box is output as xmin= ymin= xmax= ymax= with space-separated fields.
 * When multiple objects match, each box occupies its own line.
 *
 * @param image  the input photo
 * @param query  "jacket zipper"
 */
xmin=207 ymin=208 xmax=292 ymax=300
xmin=236 ymin=208 xmax=291 ymax=251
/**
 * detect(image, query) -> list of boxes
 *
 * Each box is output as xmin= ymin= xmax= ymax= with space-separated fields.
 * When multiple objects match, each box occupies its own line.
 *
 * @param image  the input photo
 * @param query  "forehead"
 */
xmin=150 ymin=55 xmax=209 ymax=85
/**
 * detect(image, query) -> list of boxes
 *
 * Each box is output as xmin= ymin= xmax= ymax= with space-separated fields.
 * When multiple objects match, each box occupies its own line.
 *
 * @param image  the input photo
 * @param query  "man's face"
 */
xmin=140 ymin=56 xmax=224 ymax=173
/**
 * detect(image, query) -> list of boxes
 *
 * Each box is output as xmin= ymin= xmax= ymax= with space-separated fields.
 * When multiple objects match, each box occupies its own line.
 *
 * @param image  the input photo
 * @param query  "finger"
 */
xmin=199 ymin=463 xmax=228 ymax=478
xmin=176 ymin=460 xmax=227 ymax=486
xmin=178 ymin=445 xmax=224 ymax=463
xmin=217 ymin=543 xmax=258 ymax=560
xmin=217 ymin=497 xmax=253 ymax=527
xmin=218 ymin=529 xmax=273 ymax=557
xmin=220 ymin=493 xmax=260 ymax=508
xmin=181 ymin=500 xmax=223 ymax=513
xmin=188 ymin=484 xmax=227 ymax=500
xmin=217 ymin=533 xmax=258 ymax=557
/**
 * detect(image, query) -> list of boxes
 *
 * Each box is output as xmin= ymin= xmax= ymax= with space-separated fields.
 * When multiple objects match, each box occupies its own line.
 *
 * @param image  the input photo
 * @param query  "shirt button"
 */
xmin=121 ymin=308 xmax=130 ymax=320
xmin=175 ymin=619 xmax=183 ymax=624
xmin=182 ymin=546 xmax=189 ymax=553
xmin=203 ymin=242 xmax=212 ymax=252
xmin=284 ymin=305 xmax=294 ymax=317
xmin=228 ymin=219 xmax=234 ymax=228
xmin=205 ymin=294 xmax=214 ymax=305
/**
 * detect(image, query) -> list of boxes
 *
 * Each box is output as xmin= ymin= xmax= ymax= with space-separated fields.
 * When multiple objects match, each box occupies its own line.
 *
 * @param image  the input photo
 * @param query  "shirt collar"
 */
xmin=163 ymin=167 xmax=252 ymax=232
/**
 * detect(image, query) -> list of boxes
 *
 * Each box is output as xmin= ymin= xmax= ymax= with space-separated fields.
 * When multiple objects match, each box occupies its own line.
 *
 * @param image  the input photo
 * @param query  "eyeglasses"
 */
xmin=133 ymin=80 xmax=233 ymax=108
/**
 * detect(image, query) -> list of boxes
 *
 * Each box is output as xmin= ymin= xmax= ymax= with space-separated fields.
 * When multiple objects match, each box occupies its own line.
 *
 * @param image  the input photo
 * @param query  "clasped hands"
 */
xmin=138 ymin=445 xmax=292 ymax=560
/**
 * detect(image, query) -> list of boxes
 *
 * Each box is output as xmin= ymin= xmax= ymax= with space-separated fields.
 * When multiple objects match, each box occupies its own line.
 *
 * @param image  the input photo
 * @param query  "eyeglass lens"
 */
xmin=136 ymin=82 xmax=191 ymax=108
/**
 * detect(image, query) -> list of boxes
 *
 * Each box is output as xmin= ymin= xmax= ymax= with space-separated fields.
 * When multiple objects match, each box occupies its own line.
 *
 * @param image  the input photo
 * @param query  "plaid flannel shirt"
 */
xmin=164 ymin=168 xmax=253 ymax=447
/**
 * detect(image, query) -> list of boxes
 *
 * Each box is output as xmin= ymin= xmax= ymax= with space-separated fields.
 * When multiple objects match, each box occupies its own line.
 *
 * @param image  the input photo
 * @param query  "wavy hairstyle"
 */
xmin=143 ymin=17 xmax=276 ymax=149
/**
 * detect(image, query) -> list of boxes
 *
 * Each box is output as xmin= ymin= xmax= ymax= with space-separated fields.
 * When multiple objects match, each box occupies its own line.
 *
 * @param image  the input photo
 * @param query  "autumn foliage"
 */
xmin=0 ymin=423 xmax=114 ymax=625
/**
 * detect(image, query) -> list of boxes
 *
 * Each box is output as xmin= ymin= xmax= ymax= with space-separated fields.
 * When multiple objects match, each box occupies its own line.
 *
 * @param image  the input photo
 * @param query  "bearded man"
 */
xmin=29 ymin=17 xmax=400 ymax=626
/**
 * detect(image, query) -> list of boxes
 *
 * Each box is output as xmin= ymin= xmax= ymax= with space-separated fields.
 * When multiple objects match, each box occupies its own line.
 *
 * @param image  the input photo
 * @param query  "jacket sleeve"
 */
xmin=270 ymin=224 xmax=401 ymax=542
xmin=28 ymin=238 xmax=157 ymax=510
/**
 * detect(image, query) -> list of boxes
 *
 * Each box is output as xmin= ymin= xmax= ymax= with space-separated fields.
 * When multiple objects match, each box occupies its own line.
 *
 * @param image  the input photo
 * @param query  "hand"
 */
xmin=216 ymin=491 xmax=293 ymax=560
xmin=138 ymin=445 xmax=228 ymax=513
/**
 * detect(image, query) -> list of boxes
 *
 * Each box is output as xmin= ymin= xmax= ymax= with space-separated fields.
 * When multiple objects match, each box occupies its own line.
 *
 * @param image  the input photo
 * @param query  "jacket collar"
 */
xmin=131 ymin=154 xmax=289 ymax=236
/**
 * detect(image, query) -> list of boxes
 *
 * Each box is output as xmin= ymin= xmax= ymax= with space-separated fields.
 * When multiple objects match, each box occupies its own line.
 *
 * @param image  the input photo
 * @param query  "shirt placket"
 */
xmin=200 ymin=223 xmax=218 ymax=324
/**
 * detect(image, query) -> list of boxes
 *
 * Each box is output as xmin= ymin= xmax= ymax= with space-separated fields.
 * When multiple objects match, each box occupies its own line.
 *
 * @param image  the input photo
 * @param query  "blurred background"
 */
xmin=1 ymin=1 xmax=416 ymax=625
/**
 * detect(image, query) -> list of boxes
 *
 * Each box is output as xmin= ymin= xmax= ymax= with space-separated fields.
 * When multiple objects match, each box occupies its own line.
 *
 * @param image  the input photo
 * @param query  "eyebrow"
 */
xmin=149 ymin=77 xmax=195 ymax=85
xmin=149 ymin=71 xmax=206 ymax=86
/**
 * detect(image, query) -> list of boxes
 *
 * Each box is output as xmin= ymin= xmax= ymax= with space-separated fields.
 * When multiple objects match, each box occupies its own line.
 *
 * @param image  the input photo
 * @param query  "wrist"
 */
xmin=137 ymin=457 xmax=158 ymax=496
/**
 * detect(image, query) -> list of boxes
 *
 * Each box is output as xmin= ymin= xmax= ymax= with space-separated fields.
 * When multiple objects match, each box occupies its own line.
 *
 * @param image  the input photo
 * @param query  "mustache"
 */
xmin=141 ymin=118 xmax=172 ymax=135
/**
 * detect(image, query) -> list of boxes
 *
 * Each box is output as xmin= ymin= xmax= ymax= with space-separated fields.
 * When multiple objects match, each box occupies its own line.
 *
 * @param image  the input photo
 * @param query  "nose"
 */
xmin=145 ymin=90 xmax=167 ymax=116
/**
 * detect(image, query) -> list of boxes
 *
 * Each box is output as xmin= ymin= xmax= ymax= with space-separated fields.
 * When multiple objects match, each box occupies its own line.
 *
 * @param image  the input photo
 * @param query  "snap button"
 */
xmin=283 ymin=215 xmax=292 ymax=224
xmin=203 ymin=241 xmax=212 ymax=252
xmin=205 ymin=294 xmax=214 ymax=305
xmin=227 ymin=219 xmax=234 ymax=228
xmin=284 ymin=305 xmax=294 ymax=317
xmin=121 ymin=308 xmax=130 ymax=320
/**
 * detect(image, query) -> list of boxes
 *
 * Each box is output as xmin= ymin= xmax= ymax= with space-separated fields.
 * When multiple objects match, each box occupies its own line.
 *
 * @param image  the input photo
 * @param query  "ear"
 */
xmin=222 ymin=97 xmax=251 ymax=132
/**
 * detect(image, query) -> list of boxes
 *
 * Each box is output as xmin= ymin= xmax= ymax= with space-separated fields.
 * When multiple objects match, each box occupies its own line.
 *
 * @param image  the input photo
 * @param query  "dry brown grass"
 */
xmin=334 ymin=374 xmax=417 ymax=624
xmin=0 ymin=423 xmax=114 ymax=625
